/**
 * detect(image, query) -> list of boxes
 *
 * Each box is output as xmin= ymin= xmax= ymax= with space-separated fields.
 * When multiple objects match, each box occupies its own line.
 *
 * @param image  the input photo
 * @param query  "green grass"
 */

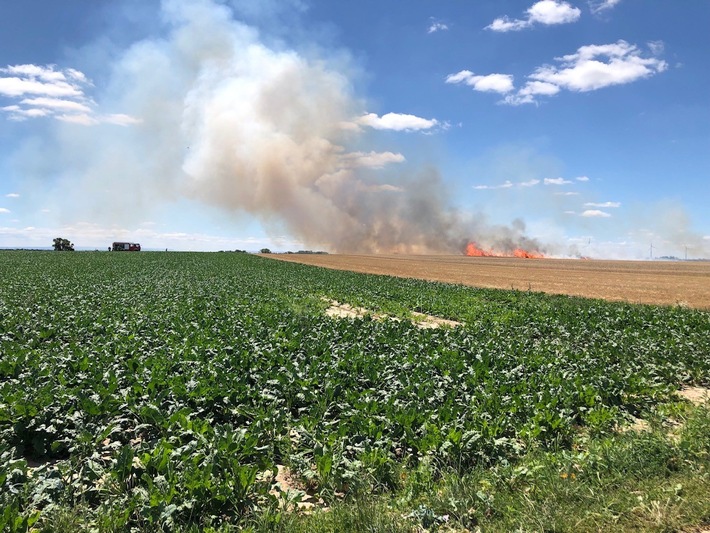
xmin=0 ymin=250 xmax=708 ymax=531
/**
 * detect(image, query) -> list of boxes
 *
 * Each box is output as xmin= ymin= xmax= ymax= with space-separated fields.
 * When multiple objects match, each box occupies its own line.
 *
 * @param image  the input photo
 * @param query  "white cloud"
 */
xmin=473 ymin=180 xmax=514 ymax=190
xmin=56 ymin=113 xmax=99 ymax=126
xmin=531 ymin=40 xmax=667 ymax=92
xmin=340 ymin=151 xmax=405 ymax=169
xmin=520 ymin=179 xmax=541 ymax=187
xmin=0 ymin=76 xmax=83 ymax=98
xmin=576 ymin=176 xmax=590 ymax=182
xmin=20 ymin=97 xmax=93 ymax=113
xmin=5 ymin=193 xmax=20 ymax=198
xmin=487 ymin=1 xmax=581 ymax=32
xmin=486 ymin=17 xmax=529 ymax=32
xmin=427 ymin=19 xmax=449 ymax=33
xmin=589 ymin=0 xmax=622 ymax=15
xmin=356 ymin=112 xmax=440 ymax=132
xmin=0 ymin=208 xmax=10 ymax=214
xmin=503 ymin=80 xmax=561 ymax=105
xmin=102 ymin=113 xmax=143 ymax=126
xmin=581 ymin=209 xmax=612 ymax=218
xmin=2 ymin=64 xmax=67 ymax=82
xmin=544 ymin=177 xmax=572 ymax=185
xmin=1 ymin=63 xmax=138 ymax=126
xmin=555 ymin=191 xmax=580 ymax=196
xmin=528 ymin=0 xmax=582 ymax=24
xmin=445 ymin=71 xmax=514 ymax=94
xmin=585 ymin=201 xmax=621 ymax=208
xmin=523 ymin=81 xmax=560 ymax=96
xmin=502 ymin=40 xmax=667 ymax=105
xmin=3 ymin=106 xmax=52 ymax=120
xmin=475 ymin=179 xmax=545 ymax=189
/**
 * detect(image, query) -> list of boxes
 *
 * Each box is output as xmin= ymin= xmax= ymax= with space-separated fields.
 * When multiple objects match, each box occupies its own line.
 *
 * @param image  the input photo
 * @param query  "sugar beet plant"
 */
xmin=0 ymin=251 xmax=708 ymax=530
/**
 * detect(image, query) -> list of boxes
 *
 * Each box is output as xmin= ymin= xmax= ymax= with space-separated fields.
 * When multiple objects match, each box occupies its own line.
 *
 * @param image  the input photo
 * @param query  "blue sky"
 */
xmin=0 ymin=0 xmax=708 ymax=258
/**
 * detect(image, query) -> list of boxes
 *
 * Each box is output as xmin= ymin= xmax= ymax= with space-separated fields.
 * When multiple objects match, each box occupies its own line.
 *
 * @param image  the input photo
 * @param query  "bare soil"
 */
xmin=679 ymin=386 xmax=710 ymax=405
xmin=266 ymin=254 xmax=710 ymax=310
xmin=324 ymin=298 xmax=461 ymax=328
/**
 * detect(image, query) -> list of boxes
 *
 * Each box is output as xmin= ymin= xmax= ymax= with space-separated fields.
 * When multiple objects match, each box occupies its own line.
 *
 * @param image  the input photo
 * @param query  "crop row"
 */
xmin=0 ymin=251 xmax=708 ymax=530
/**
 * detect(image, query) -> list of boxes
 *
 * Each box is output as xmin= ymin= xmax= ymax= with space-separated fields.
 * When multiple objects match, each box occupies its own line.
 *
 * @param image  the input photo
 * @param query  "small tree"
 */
xmin=53 ymin=237 xmax=75 ymax=251
xmin=259 ymin=248 xmax=272 ymax=254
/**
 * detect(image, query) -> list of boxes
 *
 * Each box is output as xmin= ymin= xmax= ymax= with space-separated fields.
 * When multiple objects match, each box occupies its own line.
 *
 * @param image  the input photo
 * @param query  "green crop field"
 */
xmin=1 ymin=251 xmax=709 ymax=532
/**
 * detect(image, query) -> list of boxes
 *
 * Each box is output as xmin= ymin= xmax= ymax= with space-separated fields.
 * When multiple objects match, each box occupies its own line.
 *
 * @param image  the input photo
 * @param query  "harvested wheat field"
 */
xmin=267 ymin=254 xmax=710 ymax=310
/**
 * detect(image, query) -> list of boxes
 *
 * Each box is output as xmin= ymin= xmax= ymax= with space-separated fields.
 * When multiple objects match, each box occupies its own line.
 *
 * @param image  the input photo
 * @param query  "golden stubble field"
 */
xmin=267 ymin=254 xmax=710 ymax=310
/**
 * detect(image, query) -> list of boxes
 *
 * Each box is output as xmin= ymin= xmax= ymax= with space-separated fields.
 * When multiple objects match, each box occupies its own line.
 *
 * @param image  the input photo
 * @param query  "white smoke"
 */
xmin=16 ymin=0 xmax=546 ymax=254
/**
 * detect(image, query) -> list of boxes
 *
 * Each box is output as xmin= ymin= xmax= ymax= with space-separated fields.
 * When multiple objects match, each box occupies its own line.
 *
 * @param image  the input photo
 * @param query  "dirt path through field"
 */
xmin=265 ymin=254 xmax=710 ymax=309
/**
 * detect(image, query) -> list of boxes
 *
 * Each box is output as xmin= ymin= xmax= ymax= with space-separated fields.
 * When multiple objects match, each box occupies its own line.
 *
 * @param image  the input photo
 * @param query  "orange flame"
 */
xmin=513 ymin=248 xmax=544 ymax=259
xmin=465 ymin=242 xmax=493 ymax=257
xmin=465 ymin=242 xmax=543 ymax=259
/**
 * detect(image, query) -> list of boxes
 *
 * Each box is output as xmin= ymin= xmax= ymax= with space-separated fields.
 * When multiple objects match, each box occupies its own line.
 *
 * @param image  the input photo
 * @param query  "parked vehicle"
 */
xmin=111 ymin=242 xmax=141 ymax=251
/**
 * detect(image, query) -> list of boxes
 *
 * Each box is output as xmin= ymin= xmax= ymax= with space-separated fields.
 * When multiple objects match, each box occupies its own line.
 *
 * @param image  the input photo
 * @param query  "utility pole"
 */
xmin=649 ymin=242 xmax=654 ymax=260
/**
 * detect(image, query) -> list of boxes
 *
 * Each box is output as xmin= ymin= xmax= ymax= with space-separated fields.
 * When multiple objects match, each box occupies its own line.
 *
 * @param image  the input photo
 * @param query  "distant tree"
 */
xmin=259 ymin=248 xmax=272 ymax=254
xmin=53 ymin=237 xmax=75 ymax=251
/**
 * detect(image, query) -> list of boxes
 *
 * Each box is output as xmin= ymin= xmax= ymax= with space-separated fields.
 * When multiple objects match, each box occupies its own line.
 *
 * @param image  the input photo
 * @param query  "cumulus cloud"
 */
xmin=528 ymin=0 xmax=582 ymax=24
xmin=0 ymin=208 xmax=10 ymax=214
xmin=555 ymin=191 xmax=580 ymax=196
xmin=585 ymin=201 xmax=621 ymax=208
xmin=486 ymin=0 xmax=581 ymax=32
xmin=503 ymin=80 xmax=560 ymax=105
xmin=5 ymin=193 xmax=20 ymax=198
xmin=544 ymin=177 xmax=572 ymax=185
xmin=503 ymin=40 xmax=667 ymax=105
xmin=581 ymin=209 xmax=612 ymax=218
xmin=576 ymin=176 xmax=590 ymax=182
xmin=0 ymin=63 xmax=138 ymax=125
xmin=533 ymin=41 xmax=667 ymax=91
xmin=355 ymin=112 xmax=441 ymax=132
xmin=445 ymin=71 xmax=514 ymax=94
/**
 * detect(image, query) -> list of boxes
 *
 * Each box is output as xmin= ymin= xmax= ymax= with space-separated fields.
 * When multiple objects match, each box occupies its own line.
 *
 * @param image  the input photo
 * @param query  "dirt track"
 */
xmin=266 ymin=254 xmax=710 ymax=310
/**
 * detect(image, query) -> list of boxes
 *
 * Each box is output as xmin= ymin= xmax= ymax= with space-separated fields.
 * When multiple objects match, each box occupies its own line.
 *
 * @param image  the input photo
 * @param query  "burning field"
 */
xmin=268 ymin=253 xmax=710 ymax=309
xmin=465 ymin=241 xmax=544 ymax=258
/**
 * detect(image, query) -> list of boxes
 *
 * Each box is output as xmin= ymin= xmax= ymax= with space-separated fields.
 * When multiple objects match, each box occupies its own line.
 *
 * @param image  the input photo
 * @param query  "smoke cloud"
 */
xmin=19 ymin=0 xmax=544 ymax=254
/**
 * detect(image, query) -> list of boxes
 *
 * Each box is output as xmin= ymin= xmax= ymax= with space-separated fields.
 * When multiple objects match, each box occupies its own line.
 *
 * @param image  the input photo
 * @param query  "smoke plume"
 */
xmin=24 ymin=0 xmax=544 ymax=254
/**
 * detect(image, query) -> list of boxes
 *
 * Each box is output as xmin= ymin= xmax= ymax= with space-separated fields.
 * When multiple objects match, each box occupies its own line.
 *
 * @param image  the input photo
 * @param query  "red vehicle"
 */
xmin=112 ymin=242 xmax=141 ymax=251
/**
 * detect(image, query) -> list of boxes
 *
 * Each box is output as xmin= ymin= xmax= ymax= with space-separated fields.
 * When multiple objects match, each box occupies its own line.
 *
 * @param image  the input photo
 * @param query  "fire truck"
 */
xmin=111 ymin=242 xmax=141 ymax=252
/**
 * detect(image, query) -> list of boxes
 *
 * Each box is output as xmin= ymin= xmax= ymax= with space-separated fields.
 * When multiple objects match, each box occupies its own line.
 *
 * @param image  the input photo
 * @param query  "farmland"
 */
xmin=268 ymin=254 xmax=710 ymax=309
xmin=1 ymin=251 xmax=709 ymax=532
